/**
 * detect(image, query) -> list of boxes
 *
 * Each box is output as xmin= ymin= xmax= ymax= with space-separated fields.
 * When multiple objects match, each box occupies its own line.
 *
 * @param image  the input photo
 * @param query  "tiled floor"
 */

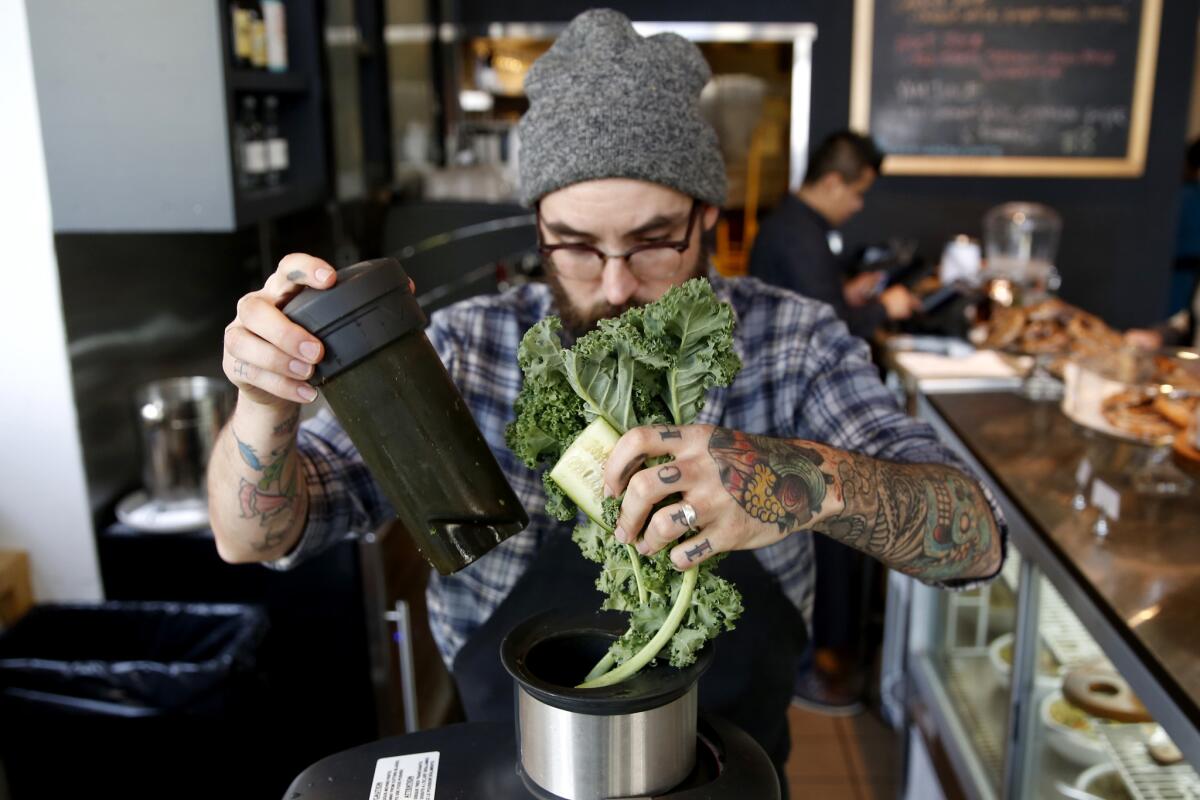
xmin=784 ymin=704 xmax=901 ymax=800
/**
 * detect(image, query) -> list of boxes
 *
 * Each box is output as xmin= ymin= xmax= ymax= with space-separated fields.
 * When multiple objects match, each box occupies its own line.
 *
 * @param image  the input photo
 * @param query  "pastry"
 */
xmin=1102 ymin=389 xmax=1178 ymax=439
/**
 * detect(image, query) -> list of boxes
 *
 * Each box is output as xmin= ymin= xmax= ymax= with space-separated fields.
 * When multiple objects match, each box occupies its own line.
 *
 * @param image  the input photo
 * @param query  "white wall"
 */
xmin=26 ymin=0 xmax=236 ymax=232
xmin=0 ymin=0 xmax=101 ymax=603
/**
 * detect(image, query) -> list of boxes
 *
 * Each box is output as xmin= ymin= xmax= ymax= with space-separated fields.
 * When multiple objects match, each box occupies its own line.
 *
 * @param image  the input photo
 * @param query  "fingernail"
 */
xmin=299 ymin=341 xmax=320 ymax=361
xmin=297 ymin=385 xmax=317 ymax=402
xmin=636 ymin=540 xmax=650 ymax=555
xmin=614 ymin=526 xmax=627 ymax=543
xmin=315 ymin=267 xmax=332 ymax=281
xmin=602 ymin=485 xmax=613 ymax=499
xmin=289 ymin=359 xmax=312 ymax=377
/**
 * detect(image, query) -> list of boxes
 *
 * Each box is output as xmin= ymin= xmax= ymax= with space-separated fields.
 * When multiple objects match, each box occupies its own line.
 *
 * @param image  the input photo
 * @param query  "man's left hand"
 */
xmin=602 ymin=423 xmax=844 ymax=570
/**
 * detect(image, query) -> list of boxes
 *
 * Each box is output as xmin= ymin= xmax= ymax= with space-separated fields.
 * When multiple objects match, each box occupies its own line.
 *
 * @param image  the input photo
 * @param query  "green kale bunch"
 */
xmin=505 ymin=278 xmax=744 ymax=685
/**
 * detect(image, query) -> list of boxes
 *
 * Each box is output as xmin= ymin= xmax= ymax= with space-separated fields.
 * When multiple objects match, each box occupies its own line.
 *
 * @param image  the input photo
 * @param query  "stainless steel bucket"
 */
xmin=136 ymin=377 xmax=235 ymax=501
xmin=501 ymin=612 xmax=714 ymax=800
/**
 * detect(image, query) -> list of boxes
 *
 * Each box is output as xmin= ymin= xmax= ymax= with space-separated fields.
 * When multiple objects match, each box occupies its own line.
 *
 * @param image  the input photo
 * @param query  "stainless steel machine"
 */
xmin=282 ymin=613 xmax=780 ymax=799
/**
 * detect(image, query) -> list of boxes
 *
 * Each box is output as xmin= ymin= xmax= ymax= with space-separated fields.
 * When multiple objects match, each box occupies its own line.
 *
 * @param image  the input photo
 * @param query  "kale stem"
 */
xmin=625 ymin=543 xmax=648 ymax=604
xmin=576 ymin=566 xmax=699 ymax=689
xmin=583 ymin=651 xmax=616 ymax=683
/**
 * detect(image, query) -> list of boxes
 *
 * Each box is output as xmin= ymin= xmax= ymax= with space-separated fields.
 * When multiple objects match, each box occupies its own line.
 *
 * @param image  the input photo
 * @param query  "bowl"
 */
xmin=1042 ymin=690 xmax=1107 ymax=766
xmin=1073 ymin=764 xmax=1133 ymax=800
xmin=988 ymin=632 xmax=1065 ymax=693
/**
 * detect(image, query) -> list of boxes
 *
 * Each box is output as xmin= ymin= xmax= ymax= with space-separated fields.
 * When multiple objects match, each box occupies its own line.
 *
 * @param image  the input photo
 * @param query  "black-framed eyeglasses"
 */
xmin=536 ymin=200 xmax=701 ymax=281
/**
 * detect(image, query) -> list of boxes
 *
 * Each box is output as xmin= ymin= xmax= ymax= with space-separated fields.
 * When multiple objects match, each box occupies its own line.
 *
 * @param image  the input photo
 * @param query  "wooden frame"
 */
xmin=850 ymin=0 xmax=1162 ymax=178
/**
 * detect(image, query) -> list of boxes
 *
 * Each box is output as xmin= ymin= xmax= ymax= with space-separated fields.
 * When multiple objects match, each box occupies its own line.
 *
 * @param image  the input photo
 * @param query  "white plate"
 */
xmin=1061 ymin=362 xmax=1173 ymax=446
xmin=115 ymin=490 xmax=210 ymax=534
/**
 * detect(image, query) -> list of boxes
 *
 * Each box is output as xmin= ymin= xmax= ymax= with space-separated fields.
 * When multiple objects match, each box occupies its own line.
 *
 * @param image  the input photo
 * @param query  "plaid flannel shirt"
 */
xmin=268 ymin=274 xmax=1006 ymax=668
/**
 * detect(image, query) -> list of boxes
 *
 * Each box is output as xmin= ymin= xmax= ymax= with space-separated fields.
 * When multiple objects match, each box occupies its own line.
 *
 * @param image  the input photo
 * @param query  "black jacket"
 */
xmin=748 ymin=194 xmax=886 ymax=341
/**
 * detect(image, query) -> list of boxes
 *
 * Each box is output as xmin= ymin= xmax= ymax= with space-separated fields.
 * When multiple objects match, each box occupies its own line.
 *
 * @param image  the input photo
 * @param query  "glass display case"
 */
xmin=889 ymin=388 xmax=1200 ymax=800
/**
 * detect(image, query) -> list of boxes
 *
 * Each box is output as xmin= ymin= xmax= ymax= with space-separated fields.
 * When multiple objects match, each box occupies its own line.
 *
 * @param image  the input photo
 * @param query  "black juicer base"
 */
xmin=281 ymin=714 xmax=778 ymax=799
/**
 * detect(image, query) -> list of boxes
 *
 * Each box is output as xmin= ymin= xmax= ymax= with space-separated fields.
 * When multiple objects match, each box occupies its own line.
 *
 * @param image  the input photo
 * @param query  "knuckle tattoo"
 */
xmin=654 ymin=423 xmax=682 ymax=441
xmin=657 ymin=464 xmax=682 ymax=484
xmin=683 ymin=538 xmax=713 ymax=563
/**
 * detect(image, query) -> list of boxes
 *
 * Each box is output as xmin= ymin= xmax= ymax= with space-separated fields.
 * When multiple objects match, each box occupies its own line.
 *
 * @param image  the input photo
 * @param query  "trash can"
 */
xmin=0 ymin=601 xmax=268 ymax=800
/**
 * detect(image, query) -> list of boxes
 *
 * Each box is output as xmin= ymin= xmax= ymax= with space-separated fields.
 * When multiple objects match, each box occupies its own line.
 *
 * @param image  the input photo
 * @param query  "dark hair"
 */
xmin=803 ymin=130 xmax=884 ymax=187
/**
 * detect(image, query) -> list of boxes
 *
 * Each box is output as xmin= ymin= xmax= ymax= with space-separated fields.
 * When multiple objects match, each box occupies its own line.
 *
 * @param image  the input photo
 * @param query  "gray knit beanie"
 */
xmin=517 ymin=9 xmax=727 ymax=207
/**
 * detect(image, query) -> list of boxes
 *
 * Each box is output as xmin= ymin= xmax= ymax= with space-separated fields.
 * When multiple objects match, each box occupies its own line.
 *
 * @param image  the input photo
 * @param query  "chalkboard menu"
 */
xmin=850 ymin=0 xmax=1161 ymax=176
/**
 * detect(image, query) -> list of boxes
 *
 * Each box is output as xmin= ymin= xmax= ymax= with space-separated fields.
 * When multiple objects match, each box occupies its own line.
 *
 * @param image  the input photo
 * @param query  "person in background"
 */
xmin=1126 ymin=138 xmax=1200 ymax=351
xmin=748 ymin=130 xmax=920 ymax=342
xmin=749 ymin=130 xmax=922 ymax=716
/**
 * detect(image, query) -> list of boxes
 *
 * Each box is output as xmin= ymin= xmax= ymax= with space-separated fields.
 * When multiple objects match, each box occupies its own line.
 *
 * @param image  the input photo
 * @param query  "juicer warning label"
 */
xmin=369 ymin=751 xmax=439 ymax=800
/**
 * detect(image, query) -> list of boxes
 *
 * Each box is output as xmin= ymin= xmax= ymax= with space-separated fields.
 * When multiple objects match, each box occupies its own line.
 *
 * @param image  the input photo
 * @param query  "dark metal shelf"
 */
xmin=228 ymin=70 xmax=308 ymax=94
xmin=235 ymin=179 xmax=326 ymax=227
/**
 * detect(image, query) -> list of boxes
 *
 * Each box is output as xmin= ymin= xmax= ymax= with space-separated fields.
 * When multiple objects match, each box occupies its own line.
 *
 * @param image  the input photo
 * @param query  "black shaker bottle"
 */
xmin=282 ymin=257 xmax=528 ymax=574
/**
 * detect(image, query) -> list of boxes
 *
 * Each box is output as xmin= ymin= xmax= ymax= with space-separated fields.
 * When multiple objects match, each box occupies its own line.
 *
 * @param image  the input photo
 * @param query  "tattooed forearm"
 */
xmin=822 ymin=455 xmax=1000 ymax=582
xmin=232 ymin=428 xmax=302 ymax=550
xmin=273 ymin=409 xmax=300 ymax=436
xmin=707 ymin=428 xmax=1001 ymax=583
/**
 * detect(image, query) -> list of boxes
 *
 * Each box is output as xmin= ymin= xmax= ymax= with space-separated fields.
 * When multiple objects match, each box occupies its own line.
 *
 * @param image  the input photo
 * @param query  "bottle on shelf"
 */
xmin=236 ymin=95 xmax=267 ymax=191
xmin=262 ymin=0 xmax=288 ymax=73
xmin=230 ymin=1 xmax=255 ymax=68
xmin=250 ymin=10 xmax=269 ymax=70
xmin=262 ymin=95 xmax=289 ymax=188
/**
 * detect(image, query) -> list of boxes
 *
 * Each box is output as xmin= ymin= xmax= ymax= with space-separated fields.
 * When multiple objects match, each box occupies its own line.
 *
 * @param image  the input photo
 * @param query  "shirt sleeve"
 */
xmin=266 ymin=313 xmax=463 ymax=572
xmin=793 ymin=304 xmax=1008 ymax=590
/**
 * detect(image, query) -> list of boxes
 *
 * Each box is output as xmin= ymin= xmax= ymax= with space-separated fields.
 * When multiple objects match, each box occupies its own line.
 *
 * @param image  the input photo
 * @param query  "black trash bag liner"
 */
xmin=0 ymin=601 xmax=267 ymax=713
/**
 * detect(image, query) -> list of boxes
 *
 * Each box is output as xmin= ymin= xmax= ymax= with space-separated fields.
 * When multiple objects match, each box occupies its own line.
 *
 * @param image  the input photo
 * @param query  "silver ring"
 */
xmin=679 ymin=502 xmax=698 ymax=529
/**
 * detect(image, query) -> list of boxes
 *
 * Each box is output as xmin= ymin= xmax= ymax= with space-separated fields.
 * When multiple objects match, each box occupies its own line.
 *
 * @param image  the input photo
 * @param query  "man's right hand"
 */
xmin=844 ymin=271 xmax=885 ymax=308
xmin=223 ymin=253 xmax=337 ymax=407
xmin=209 ymin=253 xmax=336 ymax=564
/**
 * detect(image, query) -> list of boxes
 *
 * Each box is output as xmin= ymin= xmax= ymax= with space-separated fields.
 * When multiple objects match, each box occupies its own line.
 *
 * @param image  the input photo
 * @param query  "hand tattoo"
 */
xmin=286 ymin=270 xmax=305 ymax=281
xmin=657 ymin=465 xmax=682 ymax=484
xmin=684 ymin=539 xmax=713 ymax=561
xmin=708 ymin=428 xmax=831 ymax=532
xmin=273 ymin=410 xmax=300 ymax=436
xmin=671 ymin=508 xmax=690 ymax=528
xmin=234 ymin=359 xmax=252 ymax=378
xmin=654 ymin=424 xmax=682 ymax=440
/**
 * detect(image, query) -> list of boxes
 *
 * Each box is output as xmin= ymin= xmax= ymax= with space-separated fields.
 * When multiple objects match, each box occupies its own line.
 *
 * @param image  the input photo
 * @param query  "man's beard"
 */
xmin=545 ymin=242 xmax=710 ymax=338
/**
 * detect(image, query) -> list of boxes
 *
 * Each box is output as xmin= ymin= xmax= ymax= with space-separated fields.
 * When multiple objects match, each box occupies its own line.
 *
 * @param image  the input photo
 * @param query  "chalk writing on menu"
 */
xmin=850 ymin=0 xmax=1162 ymax=176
